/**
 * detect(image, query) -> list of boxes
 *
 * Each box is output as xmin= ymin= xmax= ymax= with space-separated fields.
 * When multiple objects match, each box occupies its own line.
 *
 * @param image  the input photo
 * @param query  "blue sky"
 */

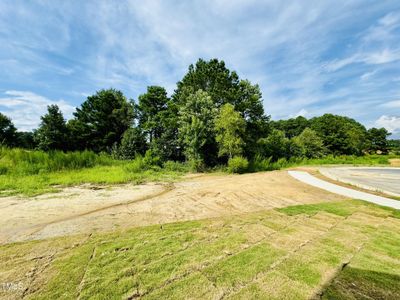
xmin=1 ymin=1 xmax=400 ymax=138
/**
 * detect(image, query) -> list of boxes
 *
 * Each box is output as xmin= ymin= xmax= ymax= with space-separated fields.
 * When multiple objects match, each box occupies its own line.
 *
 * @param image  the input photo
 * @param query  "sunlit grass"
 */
xmin=1 ymin=200 xmax=400 ymax=299
xmin=0 ymin=148 xmax=188 ymax=196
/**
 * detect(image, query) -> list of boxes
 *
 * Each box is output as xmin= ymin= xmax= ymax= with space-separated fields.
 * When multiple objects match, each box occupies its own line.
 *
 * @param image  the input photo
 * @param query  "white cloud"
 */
xmin=0 ymin=1 xmax=399 ymax=132
xmin=363 ymin=12 xmax=400 ymax=42
xmin=325 ymin=49 xmax=400 ymax=72
xmin=0 ymin=91 xmax=75 ymax=131
xmin=375 ymin=115 xmax=400 ymax=136
xmin=381 ymin=100 xmax=400 ymax=108
xmin=325 ymin=11 xmax=400 ymax=72
xmin=364 ymin=49 xmax=400 ymax=65
xmin=290 ymin=108 xmax=309 ymax=118
xmin=360 ymin=70 xmax=377 ymax=81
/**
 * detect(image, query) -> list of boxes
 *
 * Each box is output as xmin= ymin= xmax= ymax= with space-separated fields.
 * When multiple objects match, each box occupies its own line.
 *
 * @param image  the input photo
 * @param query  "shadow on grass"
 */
xmin=322 ymin=267 xmax=400 ymax=299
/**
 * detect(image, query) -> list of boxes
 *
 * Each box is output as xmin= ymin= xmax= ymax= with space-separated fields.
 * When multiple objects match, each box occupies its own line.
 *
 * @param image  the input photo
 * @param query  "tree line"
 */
xmin=0 ymin=58 xmax=395 ymax=170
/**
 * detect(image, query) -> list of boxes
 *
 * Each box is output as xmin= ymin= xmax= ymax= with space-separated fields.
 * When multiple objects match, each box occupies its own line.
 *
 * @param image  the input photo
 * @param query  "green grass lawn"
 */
xmin=1 ymin=200 xmax=399 ymax=299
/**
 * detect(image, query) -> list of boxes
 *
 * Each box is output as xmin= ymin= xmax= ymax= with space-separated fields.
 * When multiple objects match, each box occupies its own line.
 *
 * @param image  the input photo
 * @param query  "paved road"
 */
xmin=288 ymin=170 xmax=400 ymax=210
xmin=319 ymin=167 xmax=400 ymax=197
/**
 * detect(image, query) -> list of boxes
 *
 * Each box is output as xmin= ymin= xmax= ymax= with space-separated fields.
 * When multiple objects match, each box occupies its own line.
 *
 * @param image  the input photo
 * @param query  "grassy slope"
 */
xmin=1 ymin=200 xmax=400 ymax=299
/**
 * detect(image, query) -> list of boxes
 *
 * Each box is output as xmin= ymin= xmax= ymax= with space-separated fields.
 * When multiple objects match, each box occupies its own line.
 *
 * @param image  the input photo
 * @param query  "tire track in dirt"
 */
xmin=16 ymin=183 xmax=176 ymax=242
xmin=2 ymin=171 xmax=346 ymax=244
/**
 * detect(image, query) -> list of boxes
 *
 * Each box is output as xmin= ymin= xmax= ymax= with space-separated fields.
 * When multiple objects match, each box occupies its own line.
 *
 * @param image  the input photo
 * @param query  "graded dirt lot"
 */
xmin=0 ymin=171 xmax=344 ymax=244
xmin=1 ymin=170 xmax=400 ymax=299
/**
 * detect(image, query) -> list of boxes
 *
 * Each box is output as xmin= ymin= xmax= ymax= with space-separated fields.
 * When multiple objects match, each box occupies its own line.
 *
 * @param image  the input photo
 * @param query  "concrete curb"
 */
xmin=288 ymin=170 xmax=400 ymax=210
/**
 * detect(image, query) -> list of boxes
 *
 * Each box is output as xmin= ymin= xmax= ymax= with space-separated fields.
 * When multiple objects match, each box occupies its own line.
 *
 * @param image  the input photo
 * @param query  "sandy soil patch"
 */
xmin=390 ymin=158 xmax=400 ymax=167
xmin=0 ymin=171 xmax=344 ymax=244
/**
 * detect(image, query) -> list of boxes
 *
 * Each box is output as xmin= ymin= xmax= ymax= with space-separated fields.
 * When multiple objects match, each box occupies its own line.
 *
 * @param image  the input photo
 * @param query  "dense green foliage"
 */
xmin=173 ymin=59 xmax=269 ymax=162
xmin=215 ymin=103 xmax=245 ymax=159
xmin=34 ymin=105 xmax=69 ymax=151
xmin=310 ymin=114 xmax=367 ymax=155
xmin=0 ymin=147 xmax=395 ymax=195
xmin=69 ymin=89 xmax=135 ymax=152
xmin=113 ymin=127 xmax=147 ymax=160
xmin=1 ymin=58 xmax=394 ymax=171
xmin=389 ymin=139 xmax=400 ymax=154
xmin=227 ymin=156 xmax=249 ymax=173
xmin=292 ymin=128 xmax=326 ymax=158
xmin=0 ymin=113 xmax=17 ymax=147
xmin=178 ymin=90 xmax=216 ymax=170
xmin=258 ymin=130 xmax=285 ymax=160
xmin=272 ymin=116 xmax=309 ymax=139
xmin=271 ymin=113 xmax=392 ymax=158
xmin=367 ymin=127 xmax=390 ymax=153
xmin=136 ymin=86 xmax=169 ymax=143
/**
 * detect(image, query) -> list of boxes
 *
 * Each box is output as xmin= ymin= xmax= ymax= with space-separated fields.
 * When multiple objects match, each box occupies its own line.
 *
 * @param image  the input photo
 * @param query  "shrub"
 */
xmin=143 ymin=150 xmax=161 ymax=167
xmin=257 ymin=129 xmax=290 ymax=161
xmin=113 ymin=128 xmax=147 ymax=160
xmin=292 ymin=128 xmax=326 ymax=158
xmin=271 ymin=157 xmax=288 ymax=170
xmin=163 ymin=161 xmax=189 ymax=172
xmin=123 ymin=155 xmax=147 ymax=173
xmin=249 ymin=155 xmax=272 ymax=172
xmin=188 ymin=158 xmax=205 ymax=172
xmin=227 ymin=156 xmax=249 ymax=174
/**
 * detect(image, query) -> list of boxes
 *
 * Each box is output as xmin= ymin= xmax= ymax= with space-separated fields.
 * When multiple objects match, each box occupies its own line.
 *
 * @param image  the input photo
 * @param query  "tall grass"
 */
xmin=0 ymin=147 xmax=115 ymax=175
xmin=0 ymin=148 xmax=188 ymax=196
xmin=0 ymin=147 xmax=397 ymax=196
xmin=248 ymin=154 xmax=395 ymax=172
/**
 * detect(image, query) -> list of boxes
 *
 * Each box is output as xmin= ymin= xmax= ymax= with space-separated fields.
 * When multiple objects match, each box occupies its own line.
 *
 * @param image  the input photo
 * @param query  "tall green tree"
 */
xmin=173 ymin=58 xmax=269 ymax=160
xmin=16 ymin=131 xmax=36 ymax=149
xmin=0 ymin=113 xmax=17 ymax=147
xmin=235 ymin=80 xmax=270 ymax=157
xmin=292 ymin=127 xmax=326 ymax=158
xmin=34 ymin=105 xmax=69 ymax=151
xmin=69 ymin=89 xmax=134 ymax=152
xmin=272 ymin=116 xmax=309 ymax=139
xmin=367 ymin=127 xmax=390 ymax=153
xmin=136 ymin=86 xmax=182 ymax=161
xmin=148 ymin=103 xmax=183 ymax=161
xmin=178 ymin=90 xmax=216 ymax=169
xmin=174 ymin=58 xmax=239 ymax=107
xmin=310 ymin=114 xmax=367 ymax=155
xmin=137 ymin=86 xmax=169 ymax=143
xmin=215 ymin=103 xmax=245 ymax=158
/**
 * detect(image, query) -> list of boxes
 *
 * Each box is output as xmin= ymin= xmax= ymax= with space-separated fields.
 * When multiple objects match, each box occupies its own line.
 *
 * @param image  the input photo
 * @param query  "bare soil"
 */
xmin=390 ymin=158 xmax=400 ymax=167
xmin=0 ymin=171 xmax=345 ymax=245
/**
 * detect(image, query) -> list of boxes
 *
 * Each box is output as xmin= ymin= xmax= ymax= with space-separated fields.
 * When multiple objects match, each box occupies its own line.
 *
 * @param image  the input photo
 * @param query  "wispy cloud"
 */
xmin=0 ymin=91 xmax=75 ymax=131
xmin=375 ymin=115 xmax=400 ymax=136
xmin=382 ymin=100 xmax=400 ymax=108
xmin=360 ymin=70 xmax=377 ymax=81
xmin=0 ymin=1 xmax=399 ymax=136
